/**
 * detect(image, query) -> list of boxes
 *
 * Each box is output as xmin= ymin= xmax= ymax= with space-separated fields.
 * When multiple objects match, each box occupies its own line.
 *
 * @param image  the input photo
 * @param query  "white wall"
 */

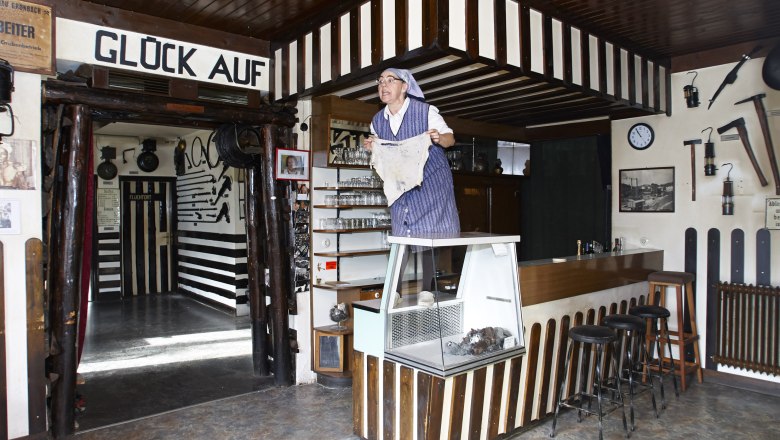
xmin=2 ymin=72 xmax=43 ymax=438
xmin=612 ymin=58 xmax=780 ymax=383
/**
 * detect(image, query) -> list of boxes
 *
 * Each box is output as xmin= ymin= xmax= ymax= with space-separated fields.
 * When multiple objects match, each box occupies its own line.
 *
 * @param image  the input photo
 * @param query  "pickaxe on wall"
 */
xmin=717 ymin=117 xmax=769 ymax=187
xmin=211 ymin=176 xmax=232 ymax=205
xmin=735 ymin=93 xmax=780 ymax=195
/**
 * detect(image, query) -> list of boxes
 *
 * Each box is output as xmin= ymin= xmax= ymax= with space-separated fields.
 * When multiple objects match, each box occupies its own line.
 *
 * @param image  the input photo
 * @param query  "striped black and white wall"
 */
xmin=176 ymin=131 xmax=249 ymax=315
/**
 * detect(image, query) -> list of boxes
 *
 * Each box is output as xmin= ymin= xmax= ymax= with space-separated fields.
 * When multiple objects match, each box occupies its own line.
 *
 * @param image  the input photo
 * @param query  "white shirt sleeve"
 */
xmin=428 ymin=104 xmax=453 ymax=134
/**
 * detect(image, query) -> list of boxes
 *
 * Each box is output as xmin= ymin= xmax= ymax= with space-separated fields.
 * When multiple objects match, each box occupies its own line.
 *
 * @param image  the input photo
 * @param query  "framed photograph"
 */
xmin=0 ymin=199 xmax=21 ymax=234
xmin=314 ymin=330 xmax=345 ymax=372
xmin=619 ymin=167 xmax=675 ymax=212
xmin=275 ymin=148 xmax=310 ymax=181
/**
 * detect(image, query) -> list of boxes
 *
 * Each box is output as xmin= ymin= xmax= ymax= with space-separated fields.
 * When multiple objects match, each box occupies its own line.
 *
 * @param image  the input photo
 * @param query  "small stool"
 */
xmin=629 ymin=305 xmax=679 ymax=408
xmin=551 ymin=325 xmax=629 ymax=440
xmin=603 ymin=314 xmax=659 ymax=431
xmin=647 ymin=271 xmax=703 ymax=391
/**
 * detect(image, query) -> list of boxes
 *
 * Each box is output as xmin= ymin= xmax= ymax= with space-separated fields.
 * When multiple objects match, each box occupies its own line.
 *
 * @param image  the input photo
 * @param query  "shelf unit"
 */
xmin=309 ymin=96 xmax=387 ymax=383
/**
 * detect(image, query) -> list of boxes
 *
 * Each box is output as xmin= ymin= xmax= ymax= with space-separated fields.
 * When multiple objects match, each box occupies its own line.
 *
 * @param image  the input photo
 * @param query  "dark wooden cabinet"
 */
xmin=452 ymin=173 xmax=523 ymax=235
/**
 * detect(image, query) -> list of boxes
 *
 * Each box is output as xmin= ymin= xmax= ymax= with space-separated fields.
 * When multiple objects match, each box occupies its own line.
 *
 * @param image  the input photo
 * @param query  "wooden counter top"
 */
xmin=519 ymin=249 xmax=663 ymax=306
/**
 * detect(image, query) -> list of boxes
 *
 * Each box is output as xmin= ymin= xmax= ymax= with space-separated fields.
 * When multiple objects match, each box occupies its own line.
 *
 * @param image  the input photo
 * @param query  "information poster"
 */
xmin=97 ymin=188 xmax=120 ymax=230
xmin=766 ymin=198 xmax=780 ymax=230
xmin=0 ymin=1 xmax=53 ymax=74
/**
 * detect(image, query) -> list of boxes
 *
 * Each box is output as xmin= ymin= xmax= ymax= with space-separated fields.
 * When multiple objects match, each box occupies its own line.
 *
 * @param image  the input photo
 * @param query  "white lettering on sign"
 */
xmin=56 ymin=18 xmax=269 ymax=91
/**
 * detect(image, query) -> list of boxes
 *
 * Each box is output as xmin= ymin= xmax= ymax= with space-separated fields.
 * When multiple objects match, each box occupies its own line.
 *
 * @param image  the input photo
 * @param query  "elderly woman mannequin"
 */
xmin=364 ymin=68 xmax=460 ymax=291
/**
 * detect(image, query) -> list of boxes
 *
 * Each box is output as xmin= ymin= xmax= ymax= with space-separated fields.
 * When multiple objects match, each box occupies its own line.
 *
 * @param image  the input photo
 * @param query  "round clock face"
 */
xmin=628 ymin=123 xmax=654 ymax=150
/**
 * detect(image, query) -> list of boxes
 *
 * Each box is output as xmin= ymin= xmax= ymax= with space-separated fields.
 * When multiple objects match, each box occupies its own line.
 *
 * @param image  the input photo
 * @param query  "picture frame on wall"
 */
xmin=275 ymin=148 xmax=310 ymax=181
xmin=619 ymin=167 xmax=675 ymax=213
xmin=314 ymin=330 xmax=344 ymax=372
xmin=0 ymin=199 xmax=21 ymax=234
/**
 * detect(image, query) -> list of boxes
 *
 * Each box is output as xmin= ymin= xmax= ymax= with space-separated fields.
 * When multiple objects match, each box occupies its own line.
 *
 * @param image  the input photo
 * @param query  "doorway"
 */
xmin=75 ymin=122 xmax=263 ymax=430
xmin=119 ymin=177 xmax=176 ymax=297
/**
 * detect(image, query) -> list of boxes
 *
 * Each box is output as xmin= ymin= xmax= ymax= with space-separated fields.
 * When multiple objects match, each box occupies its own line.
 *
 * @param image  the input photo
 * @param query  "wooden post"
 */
xmin=0 ymin=242 xmax=7 ymax=440
xmin=26 ymin=239 xmax=46 ymax=434
xmin=49 ymin=104 xmax=91 ymax=437
xmin=246 ymin=165 xmax=270 ymax=376
xmin=259 ymin=124 xmax=293 ymax=385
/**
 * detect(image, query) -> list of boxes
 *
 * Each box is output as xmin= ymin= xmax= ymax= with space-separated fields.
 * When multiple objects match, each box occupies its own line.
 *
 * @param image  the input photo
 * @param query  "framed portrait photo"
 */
xmin=0 ymin=199 xmax=21 ymax=234
xmin=619 ymin=167 xmax=675 ymax=213
xmin=275 ymin=148 xmax=310 ymax=181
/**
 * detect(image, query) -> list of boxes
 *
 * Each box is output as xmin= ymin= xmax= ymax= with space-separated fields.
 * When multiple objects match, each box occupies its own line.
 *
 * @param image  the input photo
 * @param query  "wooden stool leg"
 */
xmin=685 ymin=281 xmax=704 ymax=383
xmin=675 ymin=283 xmax=687 ymax=391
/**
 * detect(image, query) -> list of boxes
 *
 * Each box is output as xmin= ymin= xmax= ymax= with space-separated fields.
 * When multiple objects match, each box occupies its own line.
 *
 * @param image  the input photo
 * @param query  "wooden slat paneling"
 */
xmin=399 ymin=366 xmax=414 ymax=439
xmin=352 ymin=350 xmax=364 ymax=436
xmin=367 ymin=355 xmax=379 ymax=439
xmin=382 ymin=360 xmax=395 ymax=440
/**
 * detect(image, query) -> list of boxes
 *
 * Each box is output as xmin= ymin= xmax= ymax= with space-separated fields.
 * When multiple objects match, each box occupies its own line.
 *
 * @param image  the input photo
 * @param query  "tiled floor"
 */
xmin=73 ymin=294 xmax=780 ymax=440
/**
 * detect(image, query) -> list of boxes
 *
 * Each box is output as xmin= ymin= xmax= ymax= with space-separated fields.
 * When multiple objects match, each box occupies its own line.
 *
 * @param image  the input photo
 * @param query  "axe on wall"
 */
xmin=181 ymin=202 xmax=230 ymax=224
xmin=735 ymin=93 xmax=780 ymax=195
xmin=717 ymin=117 xmax=769 ymax=187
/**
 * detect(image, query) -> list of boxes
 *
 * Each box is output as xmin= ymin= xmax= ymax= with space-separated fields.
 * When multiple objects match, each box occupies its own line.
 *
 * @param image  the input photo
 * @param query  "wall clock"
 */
xmin=627 ymin=122 xmax=654 ymax=150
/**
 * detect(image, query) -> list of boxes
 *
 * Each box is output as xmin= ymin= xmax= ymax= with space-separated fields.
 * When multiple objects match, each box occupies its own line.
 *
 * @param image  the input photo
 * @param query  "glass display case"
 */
xmin=380 ymin=233 xmax=525 ymax=377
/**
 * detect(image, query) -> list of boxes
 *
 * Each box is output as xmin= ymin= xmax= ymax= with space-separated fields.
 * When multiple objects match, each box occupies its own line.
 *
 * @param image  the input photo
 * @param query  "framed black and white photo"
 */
xmin=0 ymin=199 xmax=21 ymax=234
xmin=275 ymin=148 xmax=310 ymax=181
xmin=619 ymin=167 xmax=675 ymax=213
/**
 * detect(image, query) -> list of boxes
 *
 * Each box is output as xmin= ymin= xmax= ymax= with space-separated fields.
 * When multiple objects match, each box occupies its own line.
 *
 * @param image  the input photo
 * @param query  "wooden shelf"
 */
xmin=313 ymin=186 xmax=384 ymax=191
xmin=313 ymin=204 xmax=388 ymax=209
xmin=314 ymin=324 xmax=353 ymax=335
xmin=313 ymin=248 xmax=390 ymax=257
xmin=313 ymin=277 xmax=385 ymax=291
xmin=312 ymin=227 xmax=391 ymax=233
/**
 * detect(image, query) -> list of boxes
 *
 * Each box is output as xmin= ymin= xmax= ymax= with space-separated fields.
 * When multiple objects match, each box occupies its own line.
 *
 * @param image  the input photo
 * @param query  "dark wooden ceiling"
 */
xmin=79 ymin=0 xmax=780 ymax=59
xmin=73 ymin=0 xmax=780 ymax=127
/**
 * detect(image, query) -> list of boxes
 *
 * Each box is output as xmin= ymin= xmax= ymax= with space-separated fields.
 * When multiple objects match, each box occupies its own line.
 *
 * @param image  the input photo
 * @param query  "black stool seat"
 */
xmin=569 ymin=325 xmax=617 ymax=344
xmin=629 ymin=305 xmax=670 ymax=319
xmin=603 ymin=314 xmax=645 ymax=332
xmin=647 ymin=271 xmax=695 ymax=284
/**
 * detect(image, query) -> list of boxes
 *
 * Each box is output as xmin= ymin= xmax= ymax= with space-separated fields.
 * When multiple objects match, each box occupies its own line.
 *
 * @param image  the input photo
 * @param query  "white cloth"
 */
xmin=370 ymin=133 xmax=431 ymax=206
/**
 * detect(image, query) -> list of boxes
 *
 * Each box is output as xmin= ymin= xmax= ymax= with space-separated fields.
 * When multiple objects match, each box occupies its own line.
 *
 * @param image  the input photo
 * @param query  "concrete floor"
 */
xmin=72 ymin=294 xmax=780 ymax=440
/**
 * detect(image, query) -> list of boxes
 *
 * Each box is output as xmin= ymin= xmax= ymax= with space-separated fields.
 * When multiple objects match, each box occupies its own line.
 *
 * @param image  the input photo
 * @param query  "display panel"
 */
xmin=381 ymin=233 xmax=525 ymax=377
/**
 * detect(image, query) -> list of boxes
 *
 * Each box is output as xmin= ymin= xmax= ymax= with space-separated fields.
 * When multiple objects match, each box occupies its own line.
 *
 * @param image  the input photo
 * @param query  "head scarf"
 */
xmin=386 ymin=68 xmax=424 ymax=100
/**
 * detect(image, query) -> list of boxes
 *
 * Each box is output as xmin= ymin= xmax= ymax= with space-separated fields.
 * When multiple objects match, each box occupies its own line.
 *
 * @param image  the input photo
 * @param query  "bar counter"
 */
xmin=352 ymin=248 xmax=663 ymax=440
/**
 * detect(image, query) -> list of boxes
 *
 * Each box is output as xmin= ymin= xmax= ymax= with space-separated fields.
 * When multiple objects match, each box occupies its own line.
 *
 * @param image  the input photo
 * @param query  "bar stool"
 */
xmin=603 ymin=314 xmax=659 ymax=431
xmin=551 ymin=325 xmax=629 ymax=440
xmin=647 ymin=271 xmax=703 ymax=391
xmin=629 ymin=305 xmax=679 ymax=409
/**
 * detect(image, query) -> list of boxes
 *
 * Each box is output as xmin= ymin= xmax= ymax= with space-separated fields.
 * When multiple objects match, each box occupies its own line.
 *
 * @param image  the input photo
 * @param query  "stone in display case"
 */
xmin=378 ymin=232 xmax=525 ymax=377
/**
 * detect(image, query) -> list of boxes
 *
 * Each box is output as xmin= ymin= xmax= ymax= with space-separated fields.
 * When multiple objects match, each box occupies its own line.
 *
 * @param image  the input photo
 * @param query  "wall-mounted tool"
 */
xmin=179 ymin=169 xmax=206 ymax=179
xmin=702 ymin=127 xmax=717 ymax=176
xmin=174 ymin=138 xmax=190 ymax=176
xmin=684 ymin=71 xmax=700 ymax=108
xmin=179 ymin=206 xmax=216 ymax=213
xmin=735 ymin=93 xmax=780 ymax=195
xmin=708 ymin=45 xmax=762 ymax=110
xmin=137 ymin=138 xmax=159 ymax=172
xmin=122 ymin=148 xmax=135 ymax=163
xmin=683 ymin=138 xmax=702 ymax=201
xmin=211 ymin=176 xmax=232 ymax=205
xmin=0 ymin=58 xmax=15 ymax=139
xmin=97 ymin=146 xmax=118 ymax=180
xmin=176 ymin=175 xmax=215 ymax=189
xmin=717 ymin=117 xmax=769 ymax=187
xmin=722 ymin=163 xmax=734 ymax=215
xmin=180 ymin=202 xmax=230 ymax=224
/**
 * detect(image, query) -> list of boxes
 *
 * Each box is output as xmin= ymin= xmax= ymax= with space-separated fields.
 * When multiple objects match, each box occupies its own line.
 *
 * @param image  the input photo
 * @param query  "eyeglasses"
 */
xmin=376 ymin=76 xmax=404 ymax=86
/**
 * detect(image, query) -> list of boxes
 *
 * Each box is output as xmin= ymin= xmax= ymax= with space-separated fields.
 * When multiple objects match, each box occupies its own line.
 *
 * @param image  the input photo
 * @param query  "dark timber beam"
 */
xmin=260 ymin=124 xmax=293 ymax=385
xmin=246 ymin=166 xmax=270 ymax=377
xmin=50 ymin=104 xmax=91 ymax=438
xmin=42 ymin=81 xmax=296 ymax=128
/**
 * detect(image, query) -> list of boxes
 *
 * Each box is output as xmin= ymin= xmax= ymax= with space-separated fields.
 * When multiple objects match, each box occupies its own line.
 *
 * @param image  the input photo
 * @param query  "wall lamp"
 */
xmin=722 ymin=163 xmax=734 ymax=215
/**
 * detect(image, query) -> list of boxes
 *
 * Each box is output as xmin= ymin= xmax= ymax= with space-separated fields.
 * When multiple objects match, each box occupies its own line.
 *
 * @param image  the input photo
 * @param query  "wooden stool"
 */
xmin=647 ymin=271 xmax=703 ymax=391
